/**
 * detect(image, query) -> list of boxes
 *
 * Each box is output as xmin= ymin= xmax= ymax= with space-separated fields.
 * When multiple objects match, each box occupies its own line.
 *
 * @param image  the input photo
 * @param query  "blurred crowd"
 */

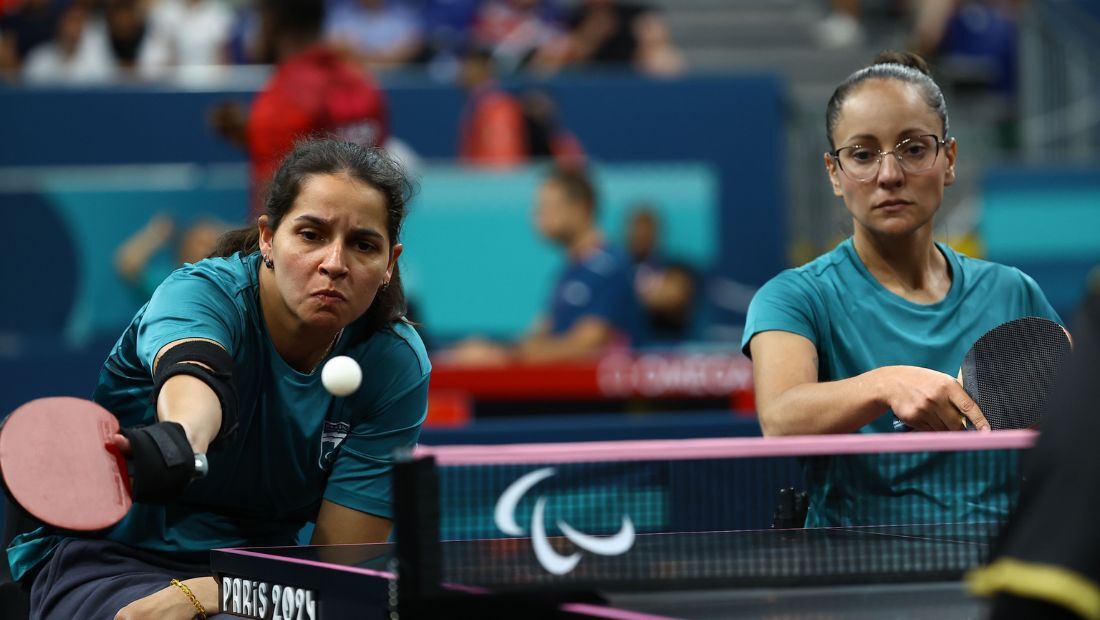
xmin=0 ymin=0 xmax=683 ymax=84
xmin=816 ymin=0 xmax=1021 ymax=102
xmin=0 ymin=0 xmax=1036 ymax=358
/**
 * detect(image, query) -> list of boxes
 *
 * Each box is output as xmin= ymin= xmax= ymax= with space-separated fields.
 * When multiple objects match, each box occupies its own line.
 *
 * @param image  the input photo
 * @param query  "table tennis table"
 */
xmin=213 ymin=432 xmax=1031 ymax=619
xmin=212 ymin=526 xmax=989 ymax=619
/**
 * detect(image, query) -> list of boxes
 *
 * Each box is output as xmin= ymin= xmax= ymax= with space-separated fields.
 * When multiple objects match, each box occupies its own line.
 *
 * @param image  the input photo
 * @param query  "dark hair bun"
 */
xmin=871 ymin=50 xmax=931 ymax=76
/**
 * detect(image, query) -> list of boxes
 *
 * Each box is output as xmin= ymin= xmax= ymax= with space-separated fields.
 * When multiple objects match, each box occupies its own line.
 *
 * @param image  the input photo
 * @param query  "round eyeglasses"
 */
xmin=831 ymin=135 xmax=947 ymax=182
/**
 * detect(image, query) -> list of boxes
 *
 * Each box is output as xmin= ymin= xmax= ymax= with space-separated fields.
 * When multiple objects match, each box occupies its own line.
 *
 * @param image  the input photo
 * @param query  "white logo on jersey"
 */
xmin=318 ymin=421 xmax=350 ymax=470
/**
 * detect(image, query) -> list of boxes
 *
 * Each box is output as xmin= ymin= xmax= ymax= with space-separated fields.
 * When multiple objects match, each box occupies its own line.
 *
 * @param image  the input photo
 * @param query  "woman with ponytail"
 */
xmin=741 ymin=52 xmax=1061 ymax=526
xmin=10 ymin=138 xmax=428 ymax=619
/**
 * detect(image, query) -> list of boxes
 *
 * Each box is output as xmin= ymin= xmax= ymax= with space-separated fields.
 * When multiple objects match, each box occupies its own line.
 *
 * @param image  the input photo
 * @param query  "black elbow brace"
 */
xmin=151 ymin=340 xmax=238 ymax=449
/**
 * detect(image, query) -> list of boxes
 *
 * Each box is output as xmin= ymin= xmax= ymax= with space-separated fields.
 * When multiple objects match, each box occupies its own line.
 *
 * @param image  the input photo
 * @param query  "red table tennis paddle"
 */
xmin=0 ymin=397 xmax=132 ymax=531
xmin=894 ymin=316 xmax=1073 ymax=432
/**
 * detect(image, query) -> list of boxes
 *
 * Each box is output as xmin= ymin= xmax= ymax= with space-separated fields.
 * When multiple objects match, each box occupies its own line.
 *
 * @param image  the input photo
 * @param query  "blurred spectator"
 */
xmin=641 ymin=261 xmax=696 ymax=341
xmin=115 ymin=213 xmax=227 ymax=300
xmin=458 ymin=47 xmax=582 ymax=168
xmin=457 ymin=44 xmax=527 ymax=166
xmin=104 ymin=0 xmax=147 ymax=76
xmin=139 ymin=0 xmax=234 ymax=75
xmin=443 ymin=167 xmax=643 ymax=365
xmin=626 ymin=206 xmax=696 ymax=342
xmin=553 ymin=0 xmax=682 ymax=76
xmin=470 ymin=0 xmax=560 ymax=74
xmin=520 ymin=89 xmax=584 ymax=166
xmin=209 ymin=0 xmax=389 ymax=219
xmin=418 ymin=0 xmax=479 ymax=80
xmin=22 ymin=2 xmax=116 ymax=83
xmin=0 ymin=0 xmax=63 ymax=79
xmin=224 ymin=4 xmax=259 ymax=63
xmin=323 ymin=0 xmax=423 ymax=69
xmin=813 ymin=0 xmax=865 ymax=49
xmin=918 ymin=0 xmax=1020 ymax=106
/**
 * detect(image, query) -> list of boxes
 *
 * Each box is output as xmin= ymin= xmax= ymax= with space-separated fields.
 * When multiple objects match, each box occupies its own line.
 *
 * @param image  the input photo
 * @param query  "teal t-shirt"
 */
xmin=8 ymin=252 xmax=430 ymax=580
xmin=741 ymin=238 xmax=1060 ymax=527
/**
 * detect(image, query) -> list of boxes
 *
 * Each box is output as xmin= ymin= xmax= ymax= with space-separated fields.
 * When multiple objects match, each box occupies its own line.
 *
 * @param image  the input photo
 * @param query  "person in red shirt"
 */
xmin=210 ymin=0 xmax=388 ymax=220
xmin=456 ymin=46 xmax=527 ymax=167
xmin=457 ymin=46 xmax=583 ymax=169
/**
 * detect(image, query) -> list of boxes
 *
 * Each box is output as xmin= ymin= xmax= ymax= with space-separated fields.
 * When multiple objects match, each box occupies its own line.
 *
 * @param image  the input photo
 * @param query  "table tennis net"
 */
xmin=397 ymin=431 xmax=1034 ymax=591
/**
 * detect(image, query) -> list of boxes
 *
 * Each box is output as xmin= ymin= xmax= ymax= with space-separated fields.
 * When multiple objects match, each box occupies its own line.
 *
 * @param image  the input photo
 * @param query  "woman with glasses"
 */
xmin=740 ymin=51 xmax=1062 ymax=527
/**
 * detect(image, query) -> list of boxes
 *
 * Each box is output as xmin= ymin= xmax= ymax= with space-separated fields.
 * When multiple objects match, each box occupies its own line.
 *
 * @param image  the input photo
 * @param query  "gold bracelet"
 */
xmin=170 ymin=579 xmax=207 ymax=620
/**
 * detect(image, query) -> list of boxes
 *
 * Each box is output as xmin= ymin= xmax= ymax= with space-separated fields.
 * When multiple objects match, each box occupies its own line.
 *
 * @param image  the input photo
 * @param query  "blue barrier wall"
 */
xmin=0 ymin=72 xmax=788 ymax=287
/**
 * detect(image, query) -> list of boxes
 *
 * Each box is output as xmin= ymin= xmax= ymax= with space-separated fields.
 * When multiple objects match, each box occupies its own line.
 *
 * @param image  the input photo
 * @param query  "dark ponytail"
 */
xmin=210 ymin=227 xmax=260 ymax=258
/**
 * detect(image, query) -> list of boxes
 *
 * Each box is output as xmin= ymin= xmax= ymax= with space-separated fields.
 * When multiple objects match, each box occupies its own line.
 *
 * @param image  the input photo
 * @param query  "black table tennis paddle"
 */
xmin=894 ymin=317 xmax=1072 ymax=432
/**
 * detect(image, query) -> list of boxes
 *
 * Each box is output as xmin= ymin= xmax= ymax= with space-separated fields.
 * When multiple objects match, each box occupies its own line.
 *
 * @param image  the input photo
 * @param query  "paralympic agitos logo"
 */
xmin=493 ymin=467 xmax=636 ymax=575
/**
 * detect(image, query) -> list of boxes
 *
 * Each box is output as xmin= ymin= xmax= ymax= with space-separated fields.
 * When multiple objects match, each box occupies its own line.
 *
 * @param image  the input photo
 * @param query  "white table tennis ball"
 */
xmin=322 ymin=356 xmax=362 ymax=397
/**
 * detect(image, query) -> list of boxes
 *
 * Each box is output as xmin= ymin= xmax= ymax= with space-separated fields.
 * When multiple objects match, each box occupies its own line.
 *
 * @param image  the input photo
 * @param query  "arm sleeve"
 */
xmin=323 ymin=340 xmax=430 ymax=519
xmin=740 ymin=270 xmax=821 ymax=358
xmin=134 ymin=269 xmax=241 ymax=372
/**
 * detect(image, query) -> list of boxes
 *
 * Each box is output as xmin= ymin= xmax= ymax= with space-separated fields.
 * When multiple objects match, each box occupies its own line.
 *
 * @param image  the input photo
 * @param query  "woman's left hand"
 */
xmin=114 ymin=576 xmax=220 ymax=620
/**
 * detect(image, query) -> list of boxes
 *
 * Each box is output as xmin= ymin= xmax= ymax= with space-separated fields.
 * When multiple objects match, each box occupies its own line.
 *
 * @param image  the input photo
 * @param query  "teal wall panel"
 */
xmin=4 ymin=163 xmax=716 ymax=344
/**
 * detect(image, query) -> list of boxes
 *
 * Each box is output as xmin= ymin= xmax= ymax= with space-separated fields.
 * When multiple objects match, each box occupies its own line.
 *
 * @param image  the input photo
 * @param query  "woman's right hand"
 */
xmin=874 ymin=365 xmax=990 ymax=431
xmin=114 ymin=577 xmax=219 ymax=620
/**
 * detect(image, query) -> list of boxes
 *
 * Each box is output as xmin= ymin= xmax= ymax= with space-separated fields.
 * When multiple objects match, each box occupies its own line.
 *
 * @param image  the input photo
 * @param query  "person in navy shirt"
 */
xmin=448 ymin=166 xmax=643 ymax=364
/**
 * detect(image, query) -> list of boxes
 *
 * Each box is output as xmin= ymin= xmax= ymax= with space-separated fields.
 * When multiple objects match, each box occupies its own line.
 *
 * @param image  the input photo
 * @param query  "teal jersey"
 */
xmin=741 ymin=238 xmax=1060 ymax=526
xmin=8 ymin=252 xmax=430 ymax=580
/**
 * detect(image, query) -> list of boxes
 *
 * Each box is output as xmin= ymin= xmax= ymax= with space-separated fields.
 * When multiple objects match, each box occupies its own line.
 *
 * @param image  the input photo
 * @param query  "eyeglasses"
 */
xmin=831 ymin=135 xmax=947 ymax=182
